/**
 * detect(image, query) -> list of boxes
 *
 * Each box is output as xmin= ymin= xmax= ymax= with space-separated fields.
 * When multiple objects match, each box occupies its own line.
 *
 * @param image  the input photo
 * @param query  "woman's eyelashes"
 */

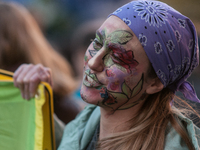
xmin=93 ymin=38 xmax=103 ymax=50
xmin=111 ymin=53 xmax=121 ymax=62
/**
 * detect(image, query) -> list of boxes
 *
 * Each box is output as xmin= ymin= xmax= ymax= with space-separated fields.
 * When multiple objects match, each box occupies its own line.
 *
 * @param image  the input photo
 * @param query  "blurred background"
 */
xmin=3 ymin=0 xmax=200 ymax=97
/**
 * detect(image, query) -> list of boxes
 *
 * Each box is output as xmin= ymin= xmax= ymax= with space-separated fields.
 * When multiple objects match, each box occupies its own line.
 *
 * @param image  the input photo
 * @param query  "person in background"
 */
xmin=13 ymin=0 xmax=200 ymax=149
xmin=0 ymin=2 xmax=83 ymax=147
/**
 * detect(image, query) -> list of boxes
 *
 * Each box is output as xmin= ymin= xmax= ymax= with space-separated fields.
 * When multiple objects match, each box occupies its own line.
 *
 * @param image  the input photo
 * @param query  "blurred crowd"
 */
xmin=0 ymin=0 xmax=130 ymax=148
xmin=3 ymin=0 xmax=200 ymax=121
xmin=1 ymin=0 xmax=200 ymax=147
xmin=4 ymin=0 xmax=200 ymax=81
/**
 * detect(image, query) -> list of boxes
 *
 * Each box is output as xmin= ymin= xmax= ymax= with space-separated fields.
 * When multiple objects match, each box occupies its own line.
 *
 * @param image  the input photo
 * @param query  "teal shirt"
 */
xmin=58 ymin=105 xmax=200 ymax=150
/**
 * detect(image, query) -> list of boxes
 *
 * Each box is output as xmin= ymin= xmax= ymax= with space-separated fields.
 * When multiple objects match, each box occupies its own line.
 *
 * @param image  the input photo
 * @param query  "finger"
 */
xmin=18 ymin=83 xmax=25 ymax=99
xmin=36 ymin=65 xmax=53 ymax=86
xmin=24 ymin=64 xmax=51 ymax=83
xmin=38 ymin=67 xmax=50 ymax=82
xmin=24 ymin=64 xmax=50 ymax=98
xmin=14 ymin=64 xmax=34 ymax=100
xmin=14 ymin=64 xmax=34 ymax=88
xmin=44 ymin=67 xmax=53 ymax=87
xmin=13 ymin=64 xmax=26 ymax=87
xmin=24 ymin=81 xmax=30 ymax=100
xmin=14 ymin=64 xmax=52 ymax=100
xmin=13 ymin=64 xmax=26 ymax=78
xmin=24 ymin=64 xmax=49 ymax=83
xmin=29 ymin=74 xmax=40 ymax=98
xmin=22 ymin=64 xmax=43 ymax=99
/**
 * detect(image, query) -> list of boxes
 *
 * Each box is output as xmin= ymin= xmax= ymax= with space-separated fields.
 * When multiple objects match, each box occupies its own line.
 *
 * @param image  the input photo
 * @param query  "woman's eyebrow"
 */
xmin=96 ymin=30 xmax=106 ymax=41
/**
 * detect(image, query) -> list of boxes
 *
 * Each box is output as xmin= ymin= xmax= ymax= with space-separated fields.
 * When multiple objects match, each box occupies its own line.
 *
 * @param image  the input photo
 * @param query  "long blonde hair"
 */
xmin=97 ymin=88 xmax=197 ymax=150
xmin=97 ymin=64 xmax=198 ymax=150
xmin=0 ymin=2 xmax=77 ymax=96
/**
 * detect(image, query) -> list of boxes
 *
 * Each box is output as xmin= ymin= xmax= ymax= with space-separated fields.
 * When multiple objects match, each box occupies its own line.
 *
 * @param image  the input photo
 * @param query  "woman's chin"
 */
xmin=80 ymin=85 xmax=103 ymax=105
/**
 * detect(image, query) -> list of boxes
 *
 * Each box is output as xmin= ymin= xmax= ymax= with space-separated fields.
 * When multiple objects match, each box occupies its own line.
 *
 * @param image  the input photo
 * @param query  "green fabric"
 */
xmin=0 ymin=82 xmax=36 ymax=150
xmin=58 ymin=105 xmax=200 ymax=150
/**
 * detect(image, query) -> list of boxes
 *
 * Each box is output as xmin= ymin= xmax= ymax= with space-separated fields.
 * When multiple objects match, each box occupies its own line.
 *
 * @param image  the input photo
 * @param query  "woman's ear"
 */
xmin=146 ymin=77 xmax=164 ymax=94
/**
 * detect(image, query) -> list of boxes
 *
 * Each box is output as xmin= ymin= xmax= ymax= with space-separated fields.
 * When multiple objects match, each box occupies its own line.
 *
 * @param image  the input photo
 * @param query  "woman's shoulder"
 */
xmin=164 ymin=113 xmax=200 ymax=150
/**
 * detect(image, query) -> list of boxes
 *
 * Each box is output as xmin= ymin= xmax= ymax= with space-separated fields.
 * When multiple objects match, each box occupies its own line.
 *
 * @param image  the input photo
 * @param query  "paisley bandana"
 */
xmin=109 ymin=0 xmax=199 ymax=102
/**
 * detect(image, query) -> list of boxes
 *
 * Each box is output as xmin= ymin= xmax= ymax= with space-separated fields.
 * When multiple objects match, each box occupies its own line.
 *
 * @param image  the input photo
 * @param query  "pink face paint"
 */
xmin=106 ymin=69 xmax=115 ymax=77
xmin=110 ymin=81 xmax=120 ymax=90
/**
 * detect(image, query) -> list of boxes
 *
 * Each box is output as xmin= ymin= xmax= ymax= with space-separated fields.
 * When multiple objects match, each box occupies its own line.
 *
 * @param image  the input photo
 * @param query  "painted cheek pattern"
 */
xmin=109 ymin=44 xmax=139 ymax=74
xmin=100 ymin=87 xmax=117 ymax=105
xmin=98 ymin=74 xmax=144 ymax=110
xmin=84 ymin=55 xmax=89 ymax=66
xmin=106 ymin=69 xmax=115 ymax=77
xmin=125 ymin=74 xmax=140 ymax=89
xmin=110 ymin=81 xmax=120 ymax=90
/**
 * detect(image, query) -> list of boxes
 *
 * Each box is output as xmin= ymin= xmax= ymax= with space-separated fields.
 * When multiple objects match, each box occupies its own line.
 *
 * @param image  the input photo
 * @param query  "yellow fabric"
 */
xmin=34 ymin=84 xmax=45 ymax=150
xmin=41 ymin=82 xmax=55 ymax=150
xmin=0 ymin=69 xmax=13 ymax=81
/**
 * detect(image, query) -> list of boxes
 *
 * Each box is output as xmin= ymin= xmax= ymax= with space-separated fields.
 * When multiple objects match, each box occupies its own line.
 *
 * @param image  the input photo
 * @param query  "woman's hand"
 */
xmin=13 ymin=64 xmax=53 ymax=100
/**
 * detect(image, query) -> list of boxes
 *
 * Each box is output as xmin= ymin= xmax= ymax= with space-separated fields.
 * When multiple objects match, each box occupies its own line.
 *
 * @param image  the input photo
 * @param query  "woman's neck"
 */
xmin=99 ymin=102 xmax=143 ymax=140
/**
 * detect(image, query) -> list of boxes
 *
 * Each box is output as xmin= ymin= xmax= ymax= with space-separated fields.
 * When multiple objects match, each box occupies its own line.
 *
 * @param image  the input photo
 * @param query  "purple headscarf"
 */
xmin=109 ymin=0 xmax=200 ymax=102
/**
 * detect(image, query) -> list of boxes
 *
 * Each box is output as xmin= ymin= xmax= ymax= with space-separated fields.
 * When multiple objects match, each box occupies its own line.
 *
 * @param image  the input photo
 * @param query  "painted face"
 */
xmin=80 ymin=16 xmax=151 ymax=111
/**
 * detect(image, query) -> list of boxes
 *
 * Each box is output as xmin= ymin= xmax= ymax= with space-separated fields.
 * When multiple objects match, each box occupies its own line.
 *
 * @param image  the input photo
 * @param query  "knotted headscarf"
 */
xmin=109 ymin=0 xmax=199 ymax=102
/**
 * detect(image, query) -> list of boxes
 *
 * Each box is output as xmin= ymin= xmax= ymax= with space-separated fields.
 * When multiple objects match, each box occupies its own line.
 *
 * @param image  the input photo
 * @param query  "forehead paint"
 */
xmin=106 ymin=30 xmax=133 ymax=45
xmin=93 ymin=29 xmax=133 ymax=51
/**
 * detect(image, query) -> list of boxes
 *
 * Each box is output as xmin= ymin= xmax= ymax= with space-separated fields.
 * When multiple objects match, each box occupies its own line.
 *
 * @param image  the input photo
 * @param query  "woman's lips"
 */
xmin=83 ymin=70 xmax=103 ymax=88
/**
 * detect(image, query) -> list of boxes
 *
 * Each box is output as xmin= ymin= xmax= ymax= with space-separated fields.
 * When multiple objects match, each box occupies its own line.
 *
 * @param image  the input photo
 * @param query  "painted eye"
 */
xmin=112 ymin=53 xmax=120 ymax=59
xmin=93 ymin=38 xmax=103 ymax=50
xmin=111 ymin=53 xmax=121 ymax=63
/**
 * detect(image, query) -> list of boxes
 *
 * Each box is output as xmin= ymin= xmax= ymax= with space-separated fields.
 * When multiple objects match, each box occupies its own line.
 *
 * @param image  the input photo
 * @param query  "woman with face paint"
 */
xmin=14 ymin=1 xmax=200 ymax=150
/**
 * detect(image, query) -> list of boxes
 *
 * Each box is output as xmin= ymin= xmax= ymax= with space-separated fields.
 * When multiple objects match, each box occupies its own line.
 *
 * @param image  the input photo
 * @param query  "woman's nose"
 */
xmin=88 ymin=49 xmax=105 ymax=72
